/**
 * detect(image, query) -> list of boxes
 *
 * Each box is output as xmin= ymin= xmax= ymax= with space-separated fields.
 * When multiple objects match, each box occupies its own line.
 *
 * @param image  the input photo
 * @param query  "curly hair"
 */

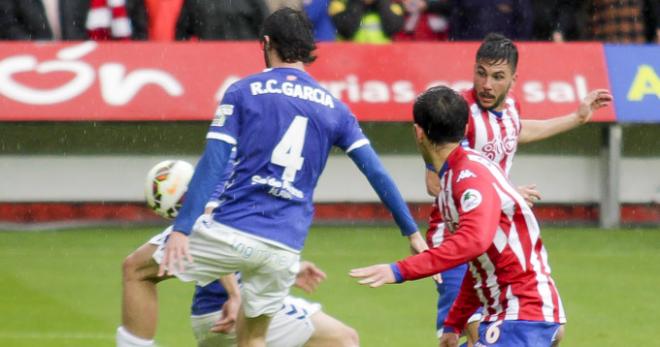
xmin=260 ymin=7 xmax=317 ymax=64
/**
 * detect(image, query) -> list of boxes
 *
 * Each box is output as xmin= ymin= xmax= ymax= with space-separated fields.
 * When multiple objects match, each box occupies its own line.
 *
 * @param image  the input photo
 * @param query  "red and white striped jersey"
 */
xmin=463 ymin=88 xmax=522 ymax=176
xmin=426 ymin=89 xmax=522 ymax=247
xmin=398 ymin=146 xmax=565 ymax=332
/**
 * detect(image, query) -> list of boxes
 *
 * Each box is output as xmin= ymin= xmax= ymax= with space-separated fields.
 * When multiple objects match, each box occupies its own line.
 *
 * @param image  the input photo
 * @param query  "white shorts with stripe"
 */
xmin=190 ymin=296 xmax=321 ymax=347
xmin=150 ymin=215 xmax=301 ymax=318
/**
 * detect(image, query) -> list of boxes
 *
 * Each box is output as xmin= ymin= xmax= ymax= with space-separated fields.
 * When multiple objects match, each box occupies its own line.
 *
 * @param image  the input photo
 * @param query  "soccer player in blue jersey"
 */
xmin=119 ymin=150 xmax=360 ymax=347
xmin=139 ymin=227 xmax=358 ymax=347
xmin=117 ymin=7 xmax=426 ymax=347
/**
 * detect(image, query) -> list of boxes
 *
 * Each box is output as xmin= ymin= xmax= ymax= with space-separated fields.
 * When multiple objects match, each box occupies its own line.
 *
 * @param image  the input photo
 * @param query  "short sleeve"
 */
xmin=207 ymin=86 xmax=241 ymax=146
xmin=335 ymin=109 xmax=369 ymax=153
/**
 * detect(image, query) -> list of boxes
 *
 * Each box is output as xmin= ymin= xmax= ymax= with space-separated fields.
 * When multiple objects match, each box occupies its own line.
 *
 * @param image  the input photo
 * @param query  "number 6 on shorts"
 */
xmin=485 ymin=320 xmax=503 ymax=344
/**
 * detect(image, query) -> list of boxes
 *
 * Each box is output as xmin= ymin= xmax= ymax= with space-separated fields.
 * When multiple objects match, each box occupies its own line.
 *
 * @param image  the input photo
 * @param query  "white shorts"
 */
xmin=151 ymin=216 xmax=301 ymax=317
xmin=190 ymin=296 xmax=321 ymax=347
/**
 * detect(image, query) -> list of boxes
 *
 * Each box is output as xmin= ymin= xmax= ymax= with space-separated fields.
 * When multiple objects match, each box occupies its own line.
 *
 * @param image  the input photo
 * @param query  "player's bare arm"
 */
xmin=212 ymin=274 xmax=241 ymax=333
xmin=518 ymin=89 xmax=613 ymax=144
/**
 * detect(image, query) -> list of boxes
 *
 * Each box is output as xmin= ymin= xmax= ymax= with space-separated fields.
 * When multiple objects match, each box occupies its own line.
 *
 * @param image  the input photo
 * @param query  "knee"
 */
xmin=339 ymin=326 xmax=359 ymax=347
xmin=122 ymin=252 xmax=142 ymax=280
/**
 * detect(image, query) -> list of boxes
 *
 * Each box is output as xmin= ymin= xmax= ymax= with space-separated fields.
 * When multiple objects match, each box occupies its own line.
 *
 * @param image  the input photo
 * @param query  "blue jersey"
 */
xmin=208 ymin=147 xmax=238 ymax=203
xmin=192 ymin=148 xmax=237 ymax=316
xmin=206 ymin=67 xmax=368 ymax=251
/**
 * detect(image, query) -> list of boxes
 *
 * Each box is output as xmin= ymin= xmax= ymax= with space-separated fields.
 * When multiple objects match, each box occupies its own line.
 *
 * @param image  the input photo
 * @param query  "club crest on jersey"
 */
xmin=212 ymin=104 xmax=234 ymax=127
xmin=460 ymin=189 xmax=482 ymax=212
xmin=456 ymin=169 xmax=477 ymax=183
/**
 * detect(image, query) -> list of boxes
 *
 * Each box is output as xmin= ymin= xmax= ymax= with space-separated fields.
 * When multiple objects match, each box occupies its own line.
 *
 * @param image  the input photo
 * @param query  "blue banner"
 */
xmin=605 ymin=45 xmax=660 ymax=123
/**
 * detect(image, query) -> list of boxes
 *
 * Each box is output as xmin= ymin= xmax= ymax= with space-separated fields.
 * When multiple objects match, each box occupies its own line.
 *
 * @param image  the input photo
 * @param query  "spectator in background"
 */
xmin=330 ymin=0 xmax=405 ymax=43
xmin=175 ymin=0 xmax=269 ymax=40
xmin=449 ymin=0 xmax=534 ymax=41
xmin=0 ymin=0 xmax=147 ymax=40
xmin=394 ymin=0 xmax=451 ymax=41
xmin=305 ymin=0 xmax=337 ymax=41
xmin=531 ymin=0 xmax=586 ymax=42
xmin=144 ymin=0 xmax=183 ymax=40
xmin=644 ymin=0 xmax=660 ymax=43
xmin=587 ymin=0 xmax=650 ymax=43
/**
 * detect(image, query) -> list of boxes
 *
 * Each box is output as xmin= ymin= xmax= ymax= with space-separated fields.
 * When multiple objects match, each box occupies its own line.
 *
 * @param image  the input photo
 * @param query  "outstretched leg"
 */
xmin=304 ymin=311 xmax=359 ymax=347
xmin=117 ymin=243 xmax=169 ymax=346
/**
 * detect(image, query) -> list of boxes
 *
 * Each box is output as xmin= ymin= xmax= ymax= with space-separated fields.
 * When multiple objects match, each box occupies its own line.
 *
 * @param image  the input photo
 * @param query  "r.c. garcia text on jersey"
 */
xmin=249 ymin=79 xmax=335 ymax=109
xmin=207 ymin=67 xmax=367 ymax=251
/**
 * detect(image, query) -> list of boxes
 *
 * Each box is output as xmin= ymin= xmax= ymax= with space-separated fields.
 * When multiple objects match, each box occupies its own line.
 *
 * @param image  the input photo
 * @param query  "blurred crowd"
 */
xmin=0 ymin=0 xmax=658 ymax=43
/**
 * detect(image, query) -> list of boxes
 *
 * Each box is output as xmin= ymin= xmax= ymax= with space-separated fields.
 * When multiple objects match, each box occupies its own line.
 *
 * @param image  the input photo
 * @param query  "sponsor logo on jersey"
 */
xmin=251 ymin=175 xmax=304 ymax=200
xmin=481 ymin=136 xmax=517 ymax=161
xmin=212 ymin=104 xmax=234 ymax=127
xmin=249 ymin=79 xmax=335 ymax=108
xmin=456 ymin=169 xmax=477 ymax=183
xmin=460 ymin=189 xmax=482 ymax=212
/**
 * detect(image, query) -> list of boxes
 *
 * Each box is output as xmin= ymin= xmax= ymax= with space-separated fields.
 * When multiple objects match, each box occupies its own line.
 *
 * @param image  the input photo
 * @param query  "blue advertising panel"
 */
xmin=605 ymin=45 xmax=660 ymax=123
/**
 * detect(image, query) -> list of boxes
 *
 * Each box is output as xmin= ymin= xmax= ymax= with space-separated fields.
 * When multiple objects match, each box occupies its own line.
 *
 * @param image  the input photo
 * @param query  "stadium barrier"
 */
xmin=0 ymin=42 xmax=658 ymax=227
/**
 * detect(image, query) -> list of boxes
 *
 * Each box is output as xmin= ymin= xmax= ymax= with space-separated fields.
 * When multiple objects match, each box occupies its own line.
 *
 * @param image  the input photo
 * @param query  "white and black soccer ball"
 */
xmin=144 ymin=160 xmax=194 ymax=219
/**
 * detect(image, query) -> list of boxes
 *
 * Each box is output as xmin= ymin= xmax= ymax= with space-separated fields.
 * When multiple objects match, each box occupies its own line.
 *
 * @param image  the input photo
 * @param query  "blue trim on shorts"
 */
xmin=477 ymin=320 xmax=560 ymax=346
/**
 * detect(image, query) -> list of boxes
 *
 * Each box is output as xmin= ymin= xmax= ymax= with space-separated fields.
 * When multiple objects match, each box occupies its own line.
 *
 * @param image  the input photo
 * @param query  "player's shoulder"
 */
xmin=451 ymin=148 xmax=498 ymax=184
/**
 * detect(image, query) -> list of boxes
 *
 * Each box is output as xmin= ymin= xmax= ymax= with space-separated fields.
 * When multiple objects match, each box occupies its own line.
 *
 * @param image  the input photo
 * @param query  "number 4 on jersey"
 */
xmin=271 ymin=116 xmax=308 ymax=182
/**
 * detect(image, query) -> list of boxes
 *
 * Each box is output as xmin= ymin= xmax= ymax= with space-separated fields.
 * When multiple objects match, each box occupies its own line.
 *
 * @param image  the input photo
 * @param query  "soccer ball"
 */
xmin=144 ymin=160 xmax=194 ymax=219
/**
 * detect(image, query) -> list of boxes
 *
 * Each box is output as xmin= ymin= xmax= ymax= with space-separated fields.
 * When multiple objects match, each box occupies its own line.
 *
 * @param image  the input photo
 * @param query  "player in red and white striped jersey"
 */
xmin=423 ymin=34 xmax=611 ymax=345
xmin=351 ymin=86 xmax=566 ymax=346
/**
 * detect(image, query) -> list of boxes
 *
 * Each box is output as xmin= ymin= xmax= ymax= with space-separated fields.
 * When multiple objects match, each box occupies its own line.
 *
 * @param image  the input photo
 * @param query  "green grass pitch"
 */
xmin=0 ymin=226 xmax=658 ymax=347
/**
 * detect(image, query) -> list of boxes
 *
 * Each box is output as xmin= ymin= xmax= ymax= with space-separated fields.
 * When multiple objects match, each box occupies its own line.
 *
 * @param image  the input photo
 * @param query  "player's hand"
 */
xmin=211 ymin=295 xmax=240 ymax=333
xmin=517 ymin=184 xmax=541 ymax=207
xmin=295 ymin=261 xmax=327 ymax=293
xmin=408 ymin=231 xmax=428 ymax=255
xmin=439 ymin=332 xmax=459 ymax=347
xmin=158 ymin=231 xmax=193 ymax=277
xmin=349 ymin=264 xmax=395 ymax=288
xmin=576 ymin=89 xmax=613 ymax=124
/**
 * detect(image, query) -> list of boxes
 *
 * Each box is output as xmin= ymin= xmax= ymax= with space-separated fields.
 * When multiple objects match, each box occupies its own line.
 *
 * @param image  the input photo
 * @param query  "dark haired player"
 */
xmin=117 ymin=7 xmax=426 ymax=347
xmin=423 ymin=33 xmax=611 ymax=345
xmin=352 ymin=86 xmax=567 ymax=347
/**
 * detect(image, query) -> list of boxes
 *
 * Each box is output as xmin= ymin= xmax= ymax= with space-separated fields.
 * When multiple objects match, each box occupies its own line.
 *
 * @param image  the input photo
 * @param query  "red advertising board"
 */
xmin=0 ymin=41 xmax=614 ymax=122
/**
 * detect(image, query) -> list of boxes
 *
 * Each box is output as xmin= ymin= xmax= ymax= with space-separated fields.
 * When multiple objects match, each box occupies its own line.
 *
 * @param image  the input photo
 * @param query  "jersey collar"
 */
xmin=437 ymin=142 xmax=468 ymax=178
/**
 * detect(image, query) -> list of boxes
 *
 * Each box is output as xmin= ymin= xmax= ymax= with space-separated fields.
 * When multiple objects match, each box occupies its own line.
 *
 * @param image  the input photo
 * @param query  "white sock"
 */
xmin=116 ymin=326 xmax=154 ymax=347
